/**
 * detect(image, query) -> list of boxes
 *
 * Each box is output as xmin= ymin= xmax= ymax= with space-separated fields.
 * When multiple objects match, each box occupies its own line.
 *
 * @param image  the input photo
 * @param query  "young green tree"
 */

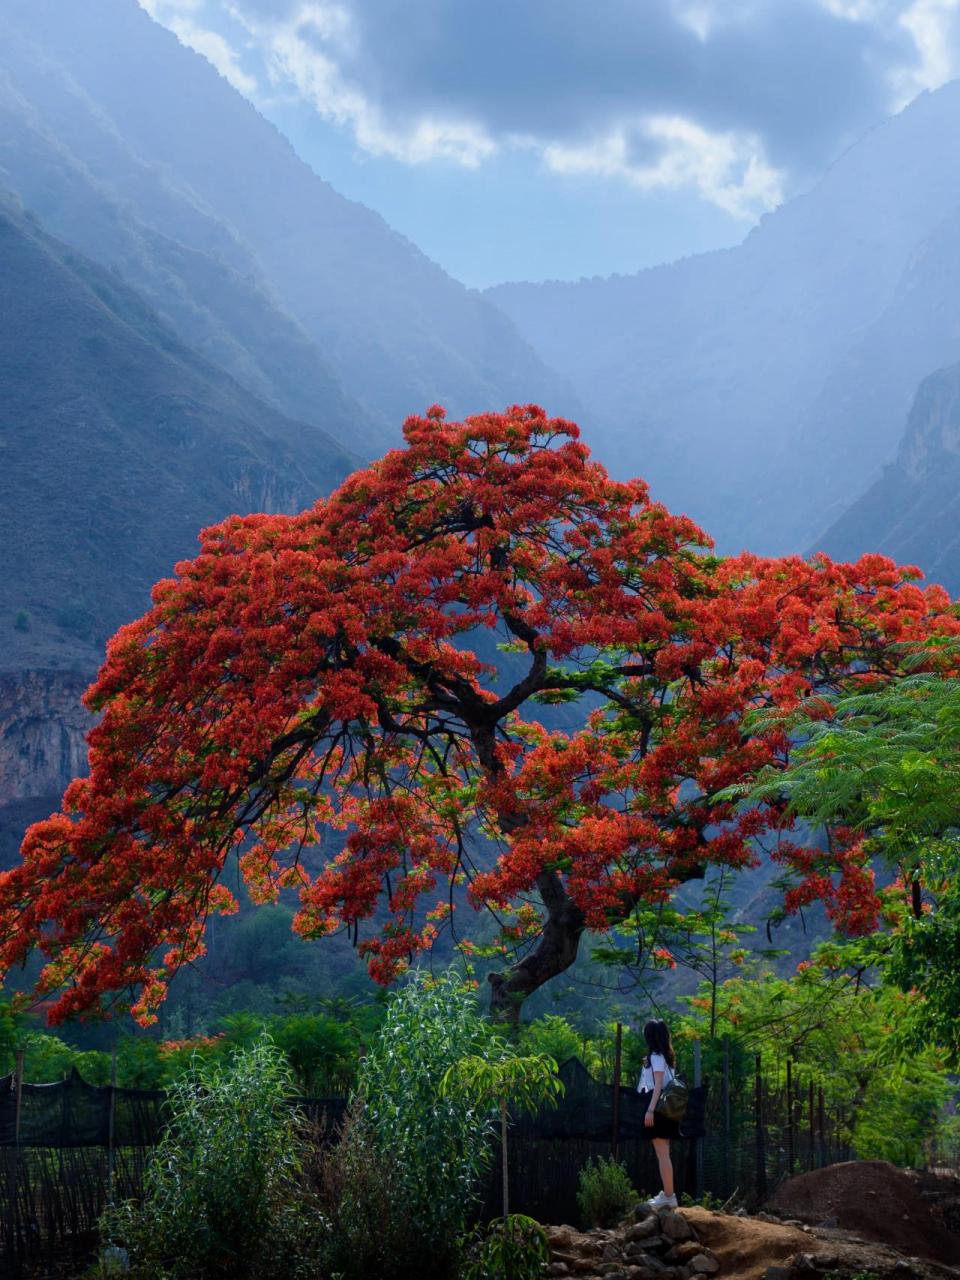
xmin=356 ymin=970 xmax=495 ymax=1267
xmin=441 ymin=1044 xmax=563 ymax=1218
xmin=592 ymin=865 xmax=777 ymax=1040
xmin=104 ymin=1038 xmax=322 ymax=1280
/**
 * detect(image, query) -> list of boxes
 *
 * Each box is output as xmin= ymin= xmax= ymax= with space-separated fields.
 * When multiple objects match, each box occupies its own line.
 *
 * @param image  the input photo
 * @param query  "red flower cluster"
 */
xmin=0 ymin=406 xmax=955 ymax=1023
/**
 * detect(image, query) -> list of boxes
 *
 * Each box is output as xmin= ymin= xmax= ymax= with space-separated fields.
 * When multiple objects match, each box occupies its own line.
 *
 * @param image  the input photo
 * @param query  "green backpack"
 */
xmin=654 ymin=1074 xmax=689 ymax=1121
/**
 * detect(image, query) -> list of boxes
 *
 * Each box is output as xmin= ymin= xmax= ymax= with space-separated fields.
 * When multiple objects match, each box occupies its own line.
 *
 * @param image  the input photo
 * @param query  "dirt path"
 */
xmin=683 ymin=1208 xmax=814 ymax=1280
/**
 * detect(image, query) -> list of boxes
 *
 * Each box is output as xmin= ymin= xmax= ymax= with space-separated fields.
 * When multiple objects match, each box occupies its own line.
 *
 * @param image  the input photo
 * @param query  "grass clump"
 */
xmin=576 ymin=1155 xmax=637 ymax=1228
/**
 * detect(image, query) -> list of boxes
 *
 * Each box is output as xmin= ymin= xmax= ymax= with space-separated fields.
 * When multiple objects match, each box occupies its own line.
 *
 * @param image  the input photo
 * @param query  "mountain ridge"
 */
xmin=0 ymin=18 xmax=384 ymax=455
xmin=490 ymin=80 xmax=960 ymax=556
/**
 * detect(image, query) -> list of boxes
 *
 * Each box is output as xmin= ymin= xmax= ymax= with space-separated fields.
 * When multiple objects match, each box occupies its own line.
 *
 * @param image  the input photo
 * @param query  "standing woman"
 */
xmin=637 ymin=1019 xmax=680 ymax=1209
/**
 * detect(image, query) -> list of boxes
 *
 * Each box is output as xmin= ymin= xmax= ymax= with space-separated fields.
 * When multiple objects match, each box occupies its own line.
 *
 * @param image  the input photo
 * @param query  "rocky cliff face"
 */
xmin=898 ymin=365 xmax=960 ymax=481
xmin=814 ymin=363 xmax=960 ymax=595
xmin=0 ymin=670 xmax=93 ymax=876
xmin=0 ymin=670 xmax=91 ymax=804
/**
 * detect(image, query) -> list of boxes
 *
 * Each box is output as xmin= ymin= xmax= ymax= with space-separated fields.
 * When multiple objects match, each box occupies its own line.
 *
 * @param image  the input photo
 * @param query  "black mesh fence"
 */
xmin=481 ymin=1057 xmax=709 ymax=1224
xmin=0 ymin=1069 xmax=347 ymax=1277
xmin=0 ymin=1070 xmax=165 ymax=1149
xmin=0 ymin=1051 xmax=851 ymax=1277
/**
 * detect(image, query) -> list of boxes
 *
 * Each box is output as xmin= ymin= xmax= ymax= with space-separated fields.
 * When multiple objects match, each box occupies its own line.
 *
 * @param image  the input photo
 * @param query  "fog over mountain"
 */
xmin=0 ymin=9 xmax=376 ymax=455
xmin=0 ymin=189 xmax=356 ymax=675
xmin=490 ymin=82 xmax=960 ymax=561
xmin=0 ymin=0 xmax=580 ymax=848
xmin=0 ymin=0 xmax=575 ymax=443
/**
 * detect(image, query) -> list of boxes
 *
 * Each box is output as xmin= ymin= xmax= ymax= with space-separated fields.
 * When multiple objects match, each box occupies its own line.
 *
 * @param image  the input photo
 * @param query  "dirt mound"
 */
xmin=766 ymin=1160 xmax=960 ymax=1266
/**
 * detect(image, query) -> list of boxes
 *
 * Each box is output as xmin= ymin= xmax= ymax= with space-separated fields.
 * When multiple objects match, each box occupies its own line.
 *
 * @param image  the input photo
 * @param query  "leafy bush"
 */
xmin=220 ymin=1009 xmax=357 ymax=1093
xmin=576 ymin=1156 xmax=636 ymax=1228
xmin=103 ymin=1039 xmax=324 ymax=1279
xmin=678 ymin=952 xmax=955 ymax=1168
xmin=680 ymin=1189 xmax=726 ymax=1211
xmin=353 ymin=970 xmax=495 ymax=1278
xmin=315 ymin=1100 xmax=421 ymax=1279
xmin=460 ymin=1215 xmax=549 ymax=1280
xmin=520 ymin=1013 xmax=584 ymax=1066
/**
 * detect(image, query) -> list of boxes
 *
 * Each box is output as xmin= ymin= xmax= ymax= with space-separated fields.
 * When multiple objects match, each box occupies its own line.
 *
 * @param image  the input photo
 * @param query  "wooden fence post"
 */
xmin=611 ymin=1022 xmax=622 ymax=1161
xmin=722 ymin=1038 xmax=731 ymax=1199
xmin=754 ymin=1054 xmax=766 ymax=1204
xmin=107 ymin=1043 xmax=118 ymax=1205
xmin=7 ymin=1049 xmax=24 ymax=1261
xmin=693 ymin=1039 xmax=703 ymax=1200
xmin=786 ymin=1059 xmax=794 ymax=1177
xmin=817 ymin=1086 xmax=826 ymax=1168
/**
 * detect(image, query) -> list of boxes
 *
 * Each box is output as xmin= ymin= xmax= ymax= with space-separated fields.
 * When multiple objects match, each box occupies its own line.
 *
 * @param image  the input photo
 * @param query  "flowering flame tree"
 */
xmin=1 ymin=406 xmax=956 ymax=1024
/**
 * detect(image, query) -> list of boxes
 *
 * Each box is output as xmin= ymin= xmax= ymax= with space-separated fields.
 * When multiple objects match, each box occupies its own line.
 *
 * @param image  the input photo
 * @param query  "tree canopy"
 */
xmin=1 ymin=406 xmax=956 ymax=1024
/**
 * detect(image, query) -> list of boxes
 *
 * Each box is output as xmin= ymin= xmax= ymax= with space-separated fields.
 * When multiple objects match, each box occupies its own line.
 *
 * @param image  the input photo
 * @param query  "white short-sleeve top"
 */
xmin=637 ymin=1052 xmax=675 ymax=1094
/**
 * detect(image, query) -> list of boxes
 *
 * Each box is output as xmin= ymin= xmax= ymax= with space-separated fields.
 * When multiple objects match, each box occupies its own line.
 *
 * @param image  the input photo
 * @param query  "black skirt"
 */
xmin=637 ymin=1090 xmax=681 ymax=1140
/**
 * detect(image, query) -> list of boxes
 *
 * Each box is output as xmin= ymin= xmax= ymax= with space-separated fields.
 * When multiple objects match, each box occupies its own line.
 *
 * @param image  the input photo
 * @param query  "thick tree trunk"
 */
xmin=487 ymin=869 xmax=586 ymax=1024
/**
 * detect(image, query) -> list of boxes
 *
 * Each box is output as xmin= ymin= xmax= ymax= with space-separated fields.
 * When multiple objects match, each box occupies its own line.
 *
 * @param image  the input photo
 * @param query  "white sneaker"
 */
xmin=646 ymin=1191 xmax=678 ymax=1210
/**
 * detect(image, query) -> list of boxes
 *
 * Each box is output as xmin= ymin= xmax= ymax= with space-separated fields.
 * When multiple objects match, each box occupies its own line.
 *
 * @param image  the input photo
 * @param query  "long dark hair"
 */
xmin=643 ymin=1019 xmax=676 ymax=1069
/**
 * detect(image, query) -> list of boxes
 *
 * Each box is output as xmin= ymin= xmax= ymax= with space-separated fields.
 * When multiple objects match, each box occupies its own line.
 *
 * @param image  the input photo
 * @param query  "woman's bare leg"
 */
xmin=653 ymin=1138 xmax=674 ymax=1196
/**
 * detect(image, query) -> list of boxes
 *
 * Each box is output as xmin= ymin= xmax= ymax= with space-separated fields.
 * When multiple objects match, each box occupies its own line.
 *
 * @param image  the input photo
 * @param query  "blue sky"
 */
xmin=138 ymin=0 xmax=960 ymax=287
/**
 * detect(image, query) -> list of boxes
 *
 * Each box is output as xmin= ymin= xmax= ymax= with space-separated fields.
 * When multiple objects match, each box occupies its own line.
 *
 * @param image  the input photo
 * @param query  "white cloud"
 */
xmin=816 ymin=0 xmax=887 ymax=18
xmin=172 ymin=19 xmax=259 ymax=94
xmin=138 ymin=0 xmax=960 ymax=225
xmin=816 ymin=0 xmax=960 ymax=112
xmin=139 ymin=0 xmax=259 ymax=95
xmin=139 ymin=0 xmax=204 ymax=15
xmin=544 ymin=117 xmax=784 ymax=220
xmin=673 ymin=3 xmax=715 ymax=39
xmin=893 ymin=0 xmax=960 ymax=103
xmin=231 ymin=2 xmax=496 ymax=166
xmin=224 ymin=2 xmax=781 ymax=205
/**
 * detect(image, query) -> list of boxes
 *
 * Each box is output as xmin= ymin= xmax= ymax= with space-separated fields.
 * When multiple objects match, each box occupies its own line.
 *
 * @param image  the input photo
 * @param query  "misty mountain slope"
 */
xmin=815 ymin=363 xmax=960 ymax=594
xmin=759 ymin=200 xmax=960 ymax=550
xmin=2 ymin=0 xmax=577 ymax=434
xmin=490 ymin=82 xmax=960 ymax=555
xmin=0 ymin=28 xmax=384 ymax=455
xmin=0 ymin=191 xmax=356 ymax=672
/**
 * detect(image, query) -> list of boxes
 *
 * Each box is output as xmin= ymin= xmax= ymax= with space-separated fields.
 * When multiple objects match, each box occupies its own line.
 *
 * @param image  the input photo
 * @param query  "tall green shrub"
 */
xmin=351 ymin=970 xmax=495 ymax=1275
xmin=104 ymin=1039 xmax=322 ymax=1279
